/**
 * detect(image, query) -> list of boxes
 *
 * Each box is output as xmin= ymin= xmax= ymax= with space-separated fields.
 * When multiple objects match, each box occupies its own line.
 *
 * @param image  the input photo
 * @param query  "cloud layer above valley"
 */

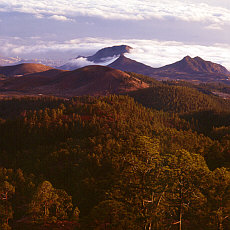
xmin=0 ymin=0 xmax=230 ymax=29
xmin=0 ymin=1 xmax=229 ymax=69
xmin=1 ymin=37 xmax=230 ymax=70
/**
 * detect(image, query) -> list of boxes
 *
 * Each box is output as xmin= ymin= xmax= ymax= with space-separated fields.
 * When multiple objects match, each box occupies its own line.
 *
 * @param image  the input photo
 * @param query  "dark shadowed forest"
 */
xmin=0 ymin=88 xmax=229 ymax=229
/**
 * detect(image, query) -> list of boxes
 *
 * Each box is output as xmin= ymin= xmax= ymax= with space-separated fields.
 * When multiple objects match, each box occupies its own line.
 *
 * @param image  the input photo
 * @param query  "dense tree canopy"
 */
xmin=0 ymin=94 xmax=229 ymax=229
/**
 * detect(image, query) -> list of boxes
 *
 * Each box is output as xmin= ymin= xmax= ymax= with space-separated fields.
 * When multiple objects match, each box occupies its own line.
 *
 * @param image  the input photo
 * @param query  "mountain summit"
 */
xmin=59 ymin=45 xmax=133 ymax=70
xmin=86 ymin=45 xmax=132 ymax=63
xmin=108 ymin=54 xmax=230 ymax=77
xmin=160 ymin=56 xmax=230 ymax=75
xmin=108 ymin=54 xmax=230 ymax=83
xmin=108 ymin=54 xmax=156 ymax=76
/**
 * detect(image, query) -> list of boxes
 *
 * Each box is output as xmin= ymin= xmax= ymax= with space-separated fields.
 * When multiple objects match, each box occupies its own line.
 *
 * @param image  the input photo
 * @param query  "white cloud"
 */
xmin=126 ymin=41 xmax=230 ymax=69
xmin=1 ymin=37 xmax=230 ymax=70
xmin=205 ymin=23 xmax=223 ymax=30
xmin=64 ymin=57 xmax=94 ymax=69
xmin=48 ymin=15 xmax=73 ymax=21
xmin=0 ymin=0 xmax=230 ymax=29
xmin=62 ymin=56 xmax=117 ymax=69
xmin=35 ymin=14 xmax=44 ymax=19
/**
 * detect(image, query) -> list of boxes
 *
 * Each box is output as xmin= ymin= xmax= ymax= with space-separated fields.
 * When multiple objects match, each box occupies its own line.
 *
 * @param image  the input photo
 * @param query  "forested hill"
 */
xmin=128 ymin=84 xmax=230 ymax=113
xmin=0 ymin=95 xmax=229 ymax=229
xmin=125 ymin=71 xmax=230 ymax=113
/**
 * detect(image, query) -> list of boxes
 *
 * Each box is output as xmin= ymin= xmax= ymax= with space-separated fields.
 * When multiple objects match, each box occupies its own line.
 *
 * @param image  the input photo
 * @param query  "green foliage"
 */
xmin=161 ymin=150 xmax=210 ymax=229
xmin=0 ymin=95 xmax=229 ymax=229
xmin=0 ymin=173 xmax=15 ymax=228
xmin=28 ymin=181 xmax=74 ymax=223
xmin=126 ymin=72 xmax=161 ymax=86
xmin=88 ymin=200 xmax=136 ymax=229
xmin=0 ymin=203 xmax=13 ymax=225
xmin=128 ymin=84 xmax=230 ymax=113
xmin=208 ymin=168 xmax=230 ymax=229
xmin=0 ymin=223 xmax=12 ymax=230
xmin=72 ymin=206 xmax=80 ymax=221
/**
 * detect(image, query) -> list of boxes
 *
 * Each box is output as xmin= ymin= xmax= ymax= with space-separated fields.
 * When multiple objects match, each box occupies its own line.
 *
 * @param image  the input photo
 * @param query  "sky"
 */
xmin=0 ymin=0 xmax=230 ymax=69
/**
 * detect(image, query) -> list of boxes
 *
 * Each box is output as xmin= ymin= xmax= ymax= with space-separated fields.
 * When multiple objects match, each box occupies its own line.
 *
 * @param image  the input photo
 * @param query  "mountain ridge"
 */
xmin=108 ymin=54 xmax=230 ymax=83
xmin=0 ymin=65 xmax=148 ymax=96
xmin=108 ymin=54 xmax=156 ymax=76
xmin=159 ymin=55 xmax=230 ymax=75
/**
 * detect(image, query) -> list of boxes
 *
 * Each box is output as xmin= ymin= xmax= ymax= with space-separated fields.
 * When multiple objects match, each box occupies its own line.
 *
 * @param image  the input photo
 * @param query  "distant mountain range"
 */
xmin=108 ymin=53 xmax=230 ymax=83
xmin=59 ymin=45 xmax=230 ymax=83
xmin=0 ymin=45 xmax=230 ymax=97
xmin=0 ymin=56 xmax=64 ymax=68
xmin=0 ymin=56 xmax=21 ymax=66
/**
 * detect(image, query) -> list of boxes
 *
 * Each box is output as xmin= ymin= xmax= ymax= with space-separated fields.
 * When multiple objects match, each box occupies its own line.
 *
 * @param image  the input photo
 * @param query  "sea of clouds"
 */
xmin=1 ymin=37 xmax=230 ymax=70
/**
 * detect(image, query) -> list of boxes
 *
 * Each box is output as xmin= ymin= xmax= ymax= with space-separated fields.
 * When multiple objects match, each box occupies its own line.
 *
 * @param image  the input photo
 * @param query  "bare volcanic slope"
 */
xmin=159 ymin=56 xmax=230 ymax=74
xmin=1 ymin=69 xmax=67 ymax=91
xmin=108 ymin=54 xmax=156 ymax=76
xmin=152 ymin=56 xmax=230 ymax=82
xmin=108 ymin=55 xmax=230 ymax=83
xmin=0 ymin=63 xmax=54 ymax=77
xmin=36 ymin=65 xmax=149 ymax=96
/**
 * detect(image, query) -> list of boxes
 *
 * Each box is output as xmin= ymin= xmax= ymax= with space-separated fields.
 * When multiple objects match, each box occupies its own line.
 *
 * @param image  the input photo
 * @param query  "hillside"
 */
xmin=151 ymin=56 xmax=230 ymax=82
xmin=108 ymin=55 xmax=230 ymax=83
xmin=159 ymin=56 xmax=230 ymax=74
xmin=1 ymin=69 xmax=66 ymax=91
xmin=128 ymin=84 xmax=230 ymax=113
xmin=108 ymin=54 xmax=156 ymax=76
xmin=40 ymin=65 xmax=148 ymax=96
xmin=0 ymin=65 xmax=149 ymax=96
xmin=0 ymin=95 xmax=229 ymax=229
xmin=0 ymin=63 xmax=54 ymax=77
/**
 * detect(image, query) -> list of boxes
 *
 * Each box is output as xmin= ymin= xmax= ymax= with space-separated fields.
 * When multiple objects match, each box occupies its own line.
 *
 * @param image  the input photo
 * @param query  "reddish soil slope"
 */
xmin=0 ymin=63 xmax=54 ymax=77
xmin=0 ymin=65 xmax=149 ymax=96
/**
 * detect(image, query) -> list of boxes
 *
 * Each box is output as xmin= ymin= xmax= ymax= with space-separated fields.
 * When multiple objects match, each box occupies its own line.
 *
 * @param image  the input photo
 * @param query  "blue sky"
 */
xmin=0 ymin=0 xmax=230 ymax=68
